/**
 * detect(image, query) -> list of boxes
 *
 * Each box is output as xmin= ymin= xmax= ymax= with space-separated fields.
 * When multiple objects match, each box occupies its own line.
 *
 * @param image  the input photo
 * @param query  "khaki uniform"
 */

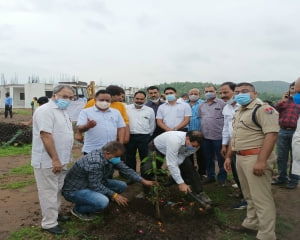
xmin=232 ymin=98 xmax=279 ymax=240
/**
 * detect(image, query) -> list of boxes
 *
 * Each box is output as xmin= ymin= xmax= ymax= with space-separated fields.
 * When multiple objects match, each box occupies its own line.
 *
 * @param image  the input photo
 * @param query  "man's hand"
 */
xmin=221 ymin=145 xmax=228 ymax=158
xmin=52 ymin=158 xmax=63 ymax=174
xmin=86 ymin=119 xmax=97 ymax=129
xmin=113 ymin=194 xmax=128 ymax=206
xmin=178 ymin=183 xmax=191 ymax=193
xmin=141 ymin=179 xmax=157 ymax=187
xmin=253 ymin=161 xmax=266 ymax=176
xmin=224 ymin=157 xmax=232 ymax=172
xmin=75 ymin=131 xmax=84 ymax=143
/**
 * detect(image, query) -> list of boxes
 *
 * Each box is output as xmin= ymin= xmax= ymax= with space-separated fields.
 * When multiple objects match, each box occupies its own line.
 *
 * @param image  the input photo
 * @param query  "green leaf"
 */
xmin=141 ymin=157 xmax=149 ymax=163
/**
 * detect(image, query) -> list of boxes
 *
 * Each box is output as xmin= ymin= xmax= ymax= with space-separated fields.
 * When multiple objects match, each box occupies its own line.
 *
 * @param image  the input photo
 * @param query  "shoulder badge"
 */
xmin=264 ymin=107 xmax=274 ymax=114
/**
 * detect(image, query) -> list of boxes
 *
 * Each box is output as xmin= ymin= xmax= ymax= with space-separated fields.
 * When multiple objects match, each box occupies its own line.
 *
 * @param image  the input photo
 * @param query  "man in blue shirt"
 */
xmin=4 ymin=92 xmax=13 ymax=118
xmin=186 ymin=88 xmax=205 ymax=176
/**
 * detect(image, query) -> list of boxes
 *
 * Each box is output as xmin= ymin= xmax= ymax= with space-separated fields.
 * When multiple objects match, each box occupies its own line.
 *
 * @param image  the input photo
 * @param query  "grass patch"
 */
xmin=8 ymin=226 xmax=48 ymax=240
xmin=0 ymin=179 xmax=35 ymax=189
xmin=9 ymin=163 xmax=33 ymax=175
xmin=0 ymin=144 xmax=31 ymax=157
xmin=14 ymin=109 xmax=32 ymax=116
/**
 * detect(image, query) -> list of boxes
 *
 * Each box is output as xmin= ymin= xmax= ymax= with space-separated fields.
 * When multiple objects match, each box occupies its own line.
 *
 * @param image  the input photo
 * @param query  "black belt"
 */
xmin=281 ymin=127 xmax=296 ymax=130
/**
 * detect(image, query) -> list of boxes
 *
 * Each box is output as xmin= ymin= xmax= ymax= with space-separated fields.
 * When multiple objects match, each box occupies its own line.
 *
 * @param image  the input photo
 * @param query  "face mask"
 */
xmin=55 ymin=99 xmax=70 ymax=110
xmin=234 ymin=93 xmax=252 ymax=106
xmin=189 ymin=95 xmax=199 ymax=102
xmin=96 ymin=101 xmax=110 ymax=109
xmin=226 ymin=98 xmax=235 ymax=105
xmin=109 ymin=157 xmax=121 ymax=165
xmin=150 ymin=98 xmax=160 ymax=103
xmin=166 ymin=94 xmax=176 ymax=102
xmin=204 ymin=92 xmax=216 ymax=100
xmin=293 ymin=93 xmax=300 ymax=104
xmin=134 ymin=103 xmax=144 ymax=108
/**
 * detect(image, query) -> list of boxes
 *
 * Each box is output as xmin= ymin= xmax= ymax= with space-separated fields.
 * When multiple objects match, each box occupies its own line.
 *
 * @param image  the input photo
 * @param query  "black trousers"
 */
xmin=231 ymin=154 xmax=244 ymax=198
xmin=125 ymin=134 xmax=151 ymax=171
xmin=5 ymin=105 xmax=12 ymax=118
xmin=141 ymin=141 xmax=203 ymax=193
xmin=187 ymin=146 xmax=206 ymax=176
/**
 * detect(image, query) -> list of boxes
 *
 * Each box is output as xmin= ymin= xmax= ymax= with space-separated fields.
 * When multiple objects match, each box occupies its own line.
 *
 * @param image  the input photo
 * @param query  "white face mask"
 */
xmin=96 ymin=101 xmax=111 ymax=110
xmin=150 ymin=98 xmax=160 ymax=103
xmin=189 ymin=95 xmax=199 ymax=102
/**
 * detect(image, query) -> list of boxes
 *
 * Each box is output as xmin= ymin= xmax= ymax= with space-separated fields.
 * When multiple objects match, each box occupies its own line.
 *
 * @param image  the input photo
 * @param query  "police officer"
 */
xmin=224 ymin=82 xmax=279 ymax=240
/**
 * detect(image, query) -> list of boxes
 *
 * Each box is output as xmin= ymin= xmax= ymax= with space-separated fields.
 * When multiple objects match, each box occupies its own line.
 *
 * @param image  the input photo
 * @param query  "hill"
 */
xmin=251 ymin=81 xmax=290 ymax=95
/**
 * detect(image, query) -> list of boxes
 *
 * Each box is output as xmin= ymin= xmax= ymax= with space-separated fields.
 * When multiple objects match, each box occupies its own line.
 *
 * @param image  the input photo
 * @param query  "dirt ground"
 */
xmin=1 ymin=152 xmax=300 ymax=240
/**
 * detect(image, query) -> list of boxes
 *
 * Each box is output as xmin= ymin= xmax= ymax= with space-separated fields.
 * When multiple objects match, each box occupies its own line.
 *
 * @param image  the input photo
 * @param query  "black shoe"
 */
xmin=284 ymin=182 xmax=298 ymax=189
xmin=43 ymin=225 xmax=65 ymax=235
xmin=271 ymin=178 xmax=287 ymax=185
xmin=58 ymin=214 xmax=70 ymax=222
xmin=227 ymin=225 xmax=257 ymax=236
xmin=71 ymin=207 xmax=95 ymax=221
xmin=203 ymin=178 xmax=216 ymax=184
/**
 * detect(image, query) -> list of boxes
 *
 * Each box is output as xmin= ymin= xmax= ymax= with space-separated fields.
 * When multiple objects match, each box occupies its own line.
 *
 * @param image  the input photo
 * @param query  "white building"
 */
xmin=0 ymin=83 xmax=54 ymax=108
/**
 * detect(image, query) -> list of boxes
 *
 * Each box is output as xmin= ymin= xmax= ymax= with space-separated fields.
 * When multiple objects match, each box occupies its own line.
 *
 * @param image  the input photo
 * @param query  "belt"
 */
xmin=236 ymin=148 xmax=261 ymax=156
xmin=281 ymin=127 xmax=296 ymax=131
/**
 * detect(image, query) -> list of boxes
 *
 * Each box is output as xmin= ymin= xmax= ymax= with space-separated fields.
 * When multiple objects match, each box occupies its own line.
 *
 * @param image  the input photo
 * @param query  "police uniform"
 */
xmin=231 ymin=98 xmax=279 ymax=240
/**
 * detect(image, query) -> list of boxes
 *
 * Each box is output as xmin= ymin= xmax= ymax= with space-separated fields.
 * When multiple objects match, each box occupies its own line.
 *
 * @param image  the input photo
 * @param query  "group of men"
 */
xmin=30 ymin=79 xmax=300 ymax=240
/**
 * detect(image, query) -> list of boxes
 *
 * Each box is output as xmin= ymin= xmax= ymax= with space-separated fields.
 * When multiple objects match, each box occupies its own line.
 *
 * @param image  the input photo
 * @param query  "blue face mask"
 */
xmin=204 ymin=92 xmax=216 ymax=100
xmin=293 ymin=93 xmax=300 ymax=104
xmin=109 ymin=157 xmax=121 ymax=165
xmin=55 ymin=99 xmax=70 ymax=110
xmin=186 ymin=145 xmax=196 ymax=151
xmin=234 ymin=93 xmax=252 ymax=106
xmin=166 ymin=94 xmax=176 ymax=102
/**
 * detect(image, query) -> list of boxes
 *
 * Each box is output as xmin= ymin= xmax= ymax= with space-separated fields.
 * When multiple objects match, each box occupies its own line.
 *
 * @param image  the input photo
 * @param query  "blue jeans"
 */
xmin=277 ymin=128 xmax=299 ymax=184
xmin=63 ymin=179 xmax=127 ymax=214
xmin=202 ymin=138 xmax=227 ymax=182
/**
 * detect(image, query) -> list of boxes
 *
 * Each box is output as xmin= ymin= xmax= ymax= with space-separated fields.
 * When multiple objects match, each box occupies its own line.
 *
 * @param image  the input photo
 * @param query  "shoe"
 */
xmin=284 ymin=182 xmax=298 ymax=189
xmin=202 ymin=178 xmax=216 ymax=184
xmin=227 ymin=225 xmax=256 ymax=235
xmin=71 ymin=208 xmax=95 ymax=221
xmin=188 ymin=192 xmax=211 ymax=209
xmin=43 ymin=225 xmax=65 ymax=235
xmin=58 ymin=214 xmax=70 ymax=222
xmin=232 ymin=200 xmax=247 ymax=210
xmin=197 ymin=192 xmax=212 ymax=204
xmin=271 ymin=178 xmax=288 ymax=185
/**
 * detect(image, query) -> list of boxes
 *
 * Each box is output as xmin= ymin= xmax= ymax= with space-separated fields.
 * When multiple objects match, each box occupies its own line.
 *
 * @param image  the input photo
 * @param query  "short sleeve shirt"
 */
xmin=31 ymin=100 xmax=74 ymax=168
xmin=156 ymin=102 xmax=192 ymax=129
xmin=231 ymin=98 xmax=280 ymax=151
xmin=199 ymin=98 xmax=226 ymax=140
xmin=77 ymin=107 xmax=126 ymax=153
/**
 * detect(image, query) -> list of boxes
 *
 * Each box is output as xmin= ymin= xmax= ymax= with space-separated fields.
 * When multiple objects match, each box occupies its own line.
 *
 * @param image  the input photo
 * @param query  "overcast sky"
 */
xmin=0 ymin=0 xmax=299 ymax=87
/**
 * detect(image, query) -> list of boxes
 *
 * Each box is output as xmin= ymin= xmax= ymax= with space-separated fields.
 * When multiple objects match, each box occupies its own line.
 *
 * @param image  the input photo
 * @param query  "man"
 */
xmin=62 ymin=141 xmax=155 ymax=220
xmin=31 ymin=85 xmax=75 ymax=235
xmin=125 ymin=91 xmax=155 ymax=170
xmin=177 ymin=93 xmax=189 ymax=103
xmin=79 ymin=85 xmax=129 ymax=144
xmin=186 ymin=88 xmax=205 ymax=176
xmin=272 ymin=82 xmax=300 ymax=189
xmin=292 ymin=77 xmax=300 ymax=177
xmin=199 ymin=86 xmax=226 ymax=184
xmin=224 ymin=82 xmax=279 ymax=240
xmin=142 ymin=131 xmax=212 ymax=208
xmin=156 ymin=87 xmax=191 ymax=132
xmin=146 ymin=86 xmax=164 ymax=139
xmin=77 ymin=90 xmax=125 ymax=154
xmin=4 ymin=92 xmax=13 ymax=118
xmin=220 ymin=82 xmax=247 ymax=209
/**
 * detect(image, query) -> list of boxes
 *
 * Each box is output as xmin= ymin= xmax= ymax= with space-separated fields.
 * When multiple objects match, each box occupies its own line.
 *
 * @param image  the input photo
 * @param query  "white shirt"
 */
xmin=156 ymin=102 xmax=192 ymax=129
xmin=292 ymin=117 xmax=300 ymax=175
xmin=126 ymin=104 xmax=156 ymax=135
xmin=31 ymin=100 xmax=74 ymax=168
xmin=77 ymin=106 xmax=125 ymax=153
xmin=222 ymin=102 xmax=240 ymax=145
xmin=154 ymin=131 xmax=197 ymax=184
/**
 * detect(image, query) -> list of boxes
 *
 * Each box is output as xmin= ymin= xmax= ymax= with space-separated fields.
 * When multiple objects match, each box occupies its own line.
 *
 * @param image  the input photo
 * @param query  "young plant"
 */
xmin=142 ymin=151 xmax=168 ymax=219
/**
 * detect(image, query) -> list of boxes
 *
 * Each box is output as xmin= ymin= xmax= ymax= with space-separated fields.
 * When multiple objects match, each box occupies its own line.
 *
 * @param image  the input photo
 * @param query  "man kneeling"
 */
xmin=62 ymin=141 xmax=155 ymax=221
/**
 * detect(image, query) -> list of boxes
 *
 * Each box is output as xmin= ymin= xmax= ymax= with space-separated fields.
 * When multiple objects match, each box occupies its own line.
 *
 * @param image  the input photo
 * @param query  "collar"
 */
xmin=204 ymin=98 xmax=218 ymax=103
xmin=243 ymin=98 xmax=260 ymax=109
xmin=93 ymin=106 xmax=111 ymax=112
